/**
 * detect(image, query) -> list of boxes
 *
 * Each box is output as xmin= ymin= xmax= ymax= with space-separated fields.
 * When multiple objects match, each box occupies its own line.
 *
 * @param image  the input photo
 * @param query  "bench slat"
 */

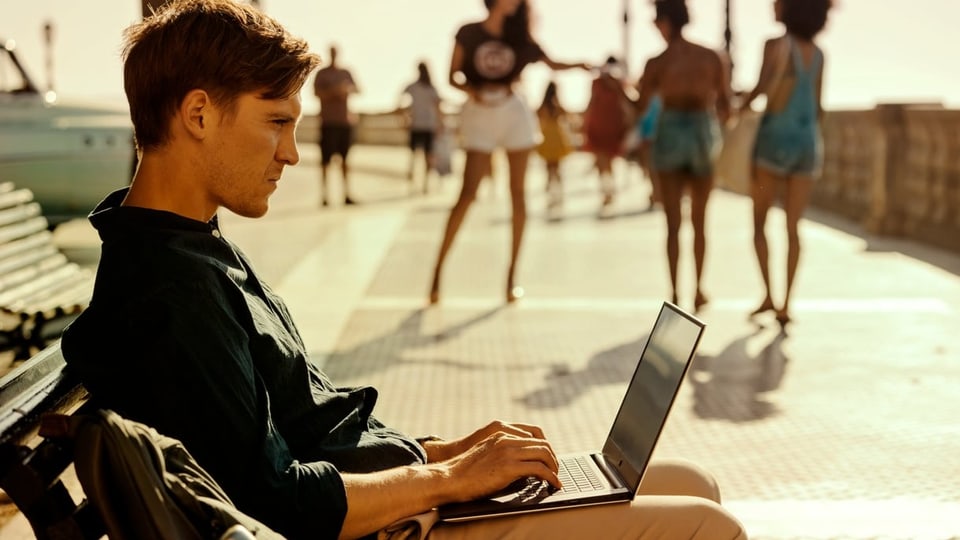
xmin=0 ymin=343 xmax=103 ymax=539
xmin=1 ymin=263 xmax=82 ymax=312
xmin=0 ymin=184 xmax=93 ymax=360
xmin=18 ymin=270 xmax=94 ymax=317
xmin=0 ymin=254 xmax=69 ymax=304
xmin=0 ymin=217 xmax=50 ymax=246
xmin=0 ymin=231 xmax=56 ymax=268
xmin=0 ymin=189 xmax=35 ymax=213
xmin=0 ymin=243 xmax=59 ymax=279
xmin=0 ymin=202 xmax=42 ymax=228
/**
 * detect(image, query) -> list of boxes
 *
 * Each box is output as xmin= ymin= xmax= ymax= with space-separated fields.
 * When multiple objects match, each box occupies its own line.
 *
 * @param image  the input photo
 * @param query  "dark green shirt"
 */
xmin=62 ymin=189 xmax=426 ymax=539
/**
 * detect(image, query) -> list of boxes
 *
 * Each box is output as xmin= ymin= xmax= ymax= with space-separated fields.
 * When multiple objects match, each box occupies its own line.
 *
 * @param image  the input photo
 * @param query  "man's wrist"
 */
xmin=416 ymin=436 xmax=445 ymax=462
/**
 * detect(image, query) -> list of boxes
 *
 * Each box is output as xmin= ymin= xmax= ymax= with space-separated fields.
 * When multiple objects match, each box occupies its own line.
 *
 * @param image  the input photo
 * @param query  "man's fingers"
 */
xmin=486 ymin=420 xmax=547 ymax=441
xmin=484 ymin=434 xmax=560 ymax=474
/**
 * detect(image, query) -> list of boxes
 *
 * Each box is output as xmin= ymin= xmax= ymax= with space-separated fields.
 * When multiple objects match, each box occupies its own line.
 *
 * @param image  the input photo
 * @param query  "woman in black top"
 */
xmin=429 ymin=0 xmax=588 ymax=304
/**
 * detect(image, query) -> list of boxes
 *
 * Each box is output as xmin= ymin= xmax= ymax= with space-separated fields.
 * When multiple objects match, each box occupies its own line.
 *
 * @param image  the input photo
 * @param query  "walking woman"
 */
xmin=741 ymin=0 xmax=831 ymax=326
xmin=536 ymin=81 xmax=573 ymax=213
xmin=583 ymin=56 xmax=631 ymax=211
xmin=429 ymin=0 xmax=588 ymax=304
xmin=633 ymin=0 xmax=731 ymax=312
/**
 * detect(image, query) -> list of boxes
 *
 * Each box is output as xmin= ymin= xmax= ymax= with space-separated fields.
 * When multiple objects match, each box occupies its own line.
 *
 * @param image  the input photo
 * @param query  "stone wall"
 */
xmin=814 ymin=104 xmax=960 ymax=252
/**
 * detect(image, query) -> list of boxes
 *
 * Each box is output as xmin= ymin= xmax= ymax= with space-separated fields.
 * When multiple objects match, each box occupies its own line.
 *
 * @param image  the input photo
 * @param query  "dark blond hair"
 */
xmin=123 ymin=0 xmax=320 ymax=150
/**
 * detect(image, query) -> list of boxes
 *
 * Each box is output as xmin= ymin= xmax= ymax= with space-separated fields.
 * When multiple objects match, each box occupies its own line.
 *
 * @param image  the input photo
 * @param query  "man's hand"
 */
xmin=339 ymin=421 xmax=559 ymax=539
xmin=422 ymin=420 xmax=546 ymax=462
xmin=425 ymin=421 xmax=562 ymax=503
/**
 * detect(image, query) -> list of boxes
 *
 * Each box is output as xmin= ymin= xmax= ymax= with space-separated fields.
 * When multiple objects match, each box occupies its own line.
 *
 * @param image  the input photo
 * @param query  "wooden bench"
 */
xmin=0 ymin=342 xmax=101 ymax=539
xmin=0 ymin=182 xmax=96 ymax=360
xmin=0 ymin=343 xmax=268 ymax=539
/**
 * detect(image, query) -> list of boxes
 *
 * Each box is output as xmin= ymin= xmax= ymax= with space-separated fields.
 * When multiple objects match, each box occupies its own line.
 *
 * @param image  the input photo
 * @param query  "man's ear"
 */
xmin=179 ymin=89 xmax=213 ymax=141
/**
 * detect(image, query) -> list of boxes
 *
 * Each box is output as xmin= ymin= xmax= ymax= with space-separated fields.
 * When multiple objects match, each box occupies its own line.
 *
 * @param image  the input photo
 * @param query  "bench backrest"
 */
xmin=0 ymin=342 xmax=102 ymax=539
xmin=0 ymin=182 xmax=95 ymax=359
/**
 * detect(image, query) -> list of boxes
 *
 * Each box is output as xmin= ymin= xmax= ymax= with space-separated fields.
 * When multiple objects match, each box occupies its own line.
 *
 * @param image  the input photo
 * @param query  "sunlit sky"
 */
xmin=4 ymin=0 xmax=960 ymax=114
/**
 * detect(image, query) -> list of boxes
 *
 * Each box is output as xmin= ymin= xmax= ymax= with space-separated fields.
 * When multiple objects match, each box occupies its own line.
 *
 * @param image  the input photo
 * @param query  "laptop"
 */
xmin=438 ymin=301 xmax=705 ymax=522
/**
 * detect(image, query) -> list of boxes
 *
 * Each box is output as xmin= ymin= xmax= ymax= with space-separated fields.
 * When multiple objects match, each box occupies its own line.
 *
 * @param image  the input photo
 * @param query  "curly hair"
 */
xmin=654 ymin=0 xmax=690 ymax=30
xmin=781 ymin=0 xmax=832 ymax=40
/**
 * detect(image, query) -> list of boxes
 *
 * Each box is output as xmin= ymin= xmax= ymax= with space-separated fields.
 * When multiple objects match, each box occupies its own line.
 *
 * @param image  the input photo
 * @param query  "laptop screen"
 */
xmin=601 ymin=303 xmax=705 ymax=491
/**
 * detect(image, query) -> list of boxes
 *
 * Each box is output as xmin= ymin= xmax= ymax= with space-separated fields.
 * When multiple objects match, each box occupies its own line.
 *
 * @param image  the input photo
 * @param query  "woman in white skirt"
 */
xmin=429 ymin=0 xmax=588 ymax=304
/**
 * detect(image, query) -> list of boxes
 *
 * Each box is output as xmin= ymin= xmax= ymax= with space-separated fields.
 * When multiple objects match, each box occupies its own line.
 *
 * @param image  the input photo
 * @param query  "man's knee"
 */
xmin=693 ymin=498 xmax=748 ymax=540
xmin=639 ymin=458 xmax=721 ymax=502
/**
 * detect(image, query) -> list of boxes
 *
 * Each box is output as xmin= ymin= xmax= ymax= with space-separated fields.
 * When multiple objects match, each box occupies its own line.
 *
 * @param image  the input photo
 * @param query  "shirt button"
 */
xmin=212 ymin=229 xmax=221 ymax=238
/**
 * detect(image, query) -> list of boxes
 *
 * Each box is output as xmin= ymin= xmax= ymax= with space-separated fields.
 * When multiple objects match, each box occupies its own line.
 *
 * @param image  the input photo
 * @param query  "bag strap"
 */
xmin=764 ymin=35 xmax=792 ymax=98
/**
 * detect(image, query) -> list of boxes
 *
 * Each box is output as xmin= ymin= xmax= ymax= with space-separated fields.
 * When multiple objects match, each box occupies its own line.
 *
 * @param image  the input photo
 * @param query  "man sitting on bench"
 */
xmin=60 ymin=1 xmax=747 ymax=539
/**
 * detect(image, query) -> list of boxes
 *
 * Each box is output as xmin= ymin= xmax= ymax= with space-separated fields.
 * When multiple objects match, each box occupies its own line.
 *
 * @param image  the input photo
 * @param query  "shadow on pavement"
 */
xmin=324 ymin=307 xmax=521 ymax=380
xmin=805 ymin=207 xmax=960 ymax=278
xmin=687 ymin=329 xmax=789 ymax=422
xmin=515 ymin=332 xmax=652 ymax=410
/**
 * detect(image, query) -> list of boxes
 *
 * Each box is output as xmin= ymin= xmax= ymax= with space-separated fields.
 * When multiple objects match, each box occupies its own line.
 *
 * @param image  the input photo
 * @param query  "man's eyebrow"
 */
xmin=266 ymin=111 xmax=298 ymax=121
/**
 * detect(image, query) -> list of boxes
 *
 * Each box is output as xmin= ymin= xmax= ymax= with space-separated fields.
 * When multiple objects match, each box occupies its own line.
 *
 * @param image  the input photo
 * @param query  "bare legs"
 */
xmin=506 ymin=149 xmax=530 ymax=302
xmin=658 ymin=172 xmax=712 ymax=311
xmin=594 ymin=152 xmax=615 ymax=208
xmin=751 ymin=168 xmax=777 ymax=315
xmin=545 ymin=161 xmax=562 ymax=211
xmin=320 ymin=162 xmax=330 ymax=207
xmin=319 ymin=156 xmax=354 ymax=206
xmin=639 ymin=142 xmax=661 ymax=208
xmin=430 ymin=149 xmax=530 ymax=304
xmin=659 ymin=172 xmax=682 ymax=305
xmin=689 ymin=175 xmax=711 ymax=311
xmin=751 ymin=166 xmax=814 ymax=324
xmin=430 ymin=151 xmax=487 ymax=304
xmin=408 ymin=147 xmax=434 ymax=194
xmin=341 ymin=158 xmax=354 ymax=204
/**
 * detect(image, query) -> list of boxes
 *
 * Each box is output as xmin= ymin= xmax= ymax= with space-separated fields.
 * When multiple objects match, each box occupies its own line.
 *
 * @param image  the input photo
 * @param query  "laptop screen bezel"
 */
xmin=599 ymin=302 xmax=705 ymax=492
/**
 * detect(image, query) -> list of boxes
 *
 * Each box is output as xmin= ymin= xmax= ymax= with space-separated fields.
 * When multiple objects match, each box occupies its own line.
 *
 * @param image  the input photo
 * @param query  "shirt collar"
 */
xmin=89 ymin=188 xmax=221 ymax=240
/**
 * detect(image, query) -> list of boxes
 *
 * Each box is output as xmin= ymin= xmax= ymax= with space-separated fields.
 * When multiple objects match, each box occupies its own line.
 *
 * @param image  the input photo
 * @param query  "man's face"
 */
xmin=204 ymin=91 xmax=302 ymax=218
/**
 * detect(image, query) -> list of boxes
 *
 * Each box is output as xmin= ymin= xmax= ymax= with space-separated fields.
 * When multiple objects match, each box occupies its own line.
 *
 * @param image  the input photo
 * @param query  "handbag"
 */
xmin=715 ymin=37 xmax=792 ymax=191
xmin=715 ymin=110 xmax=761 ymax=193
xmin=433 ymin=129 xmax=454 ymax=176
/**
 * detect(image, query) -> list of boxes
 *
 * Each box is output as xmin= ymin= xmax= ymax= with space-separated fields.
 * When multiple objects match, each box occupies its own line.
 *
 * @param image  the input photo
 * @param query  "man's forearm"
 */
xmin=339 ymin=464 xmax=451 ymax=540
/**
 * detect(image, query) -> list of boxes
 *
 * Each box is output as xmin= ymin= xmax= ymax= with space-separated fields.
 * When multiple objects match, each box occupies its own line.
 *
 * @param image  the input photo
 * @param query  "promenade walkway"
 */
xmin=53 ymin=144 xmax=960 ymax=539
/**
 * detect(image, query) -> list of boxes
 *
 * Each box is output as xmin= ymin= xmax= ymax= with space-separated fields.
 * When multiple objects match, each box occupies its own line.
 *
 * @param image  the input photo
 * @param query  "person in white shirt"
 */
xmin=401 ymin=62 xmax=442 ymax=193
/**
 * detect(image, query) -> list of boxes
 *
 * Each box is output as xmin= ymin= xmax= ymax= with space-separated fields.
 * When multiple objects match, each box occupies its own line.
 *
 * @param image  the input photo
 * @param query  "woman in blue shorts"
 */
xmin=741 ymin=0 xmax=831 ymax=326
xmin=633 ymin=0 xmax=731 ymax=313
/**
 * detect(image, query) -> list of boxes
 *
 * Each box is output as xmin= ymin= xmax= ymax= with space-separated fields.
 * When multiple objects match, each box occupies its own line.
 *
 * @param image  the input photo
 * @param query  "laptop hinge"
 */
xmin=593 ymin=453 xmax=629 ymax=489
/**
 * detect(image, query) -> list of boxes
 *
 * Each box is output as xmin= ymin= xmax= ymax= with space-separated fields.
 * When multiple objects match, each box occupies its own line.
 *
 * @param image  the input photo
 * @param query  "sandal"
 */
xmin=750 ymin=299 xmax=776 ymax=318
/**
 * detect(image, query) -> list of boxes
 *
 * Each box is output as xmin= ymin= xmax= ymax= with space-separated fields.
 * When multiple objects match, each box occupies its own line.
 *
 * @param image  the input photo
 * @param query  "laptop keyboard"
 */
xmin=502 ymin=456 xmax=606 ymax=503
xmin=557 ymin=455 xmax=605 ymax=494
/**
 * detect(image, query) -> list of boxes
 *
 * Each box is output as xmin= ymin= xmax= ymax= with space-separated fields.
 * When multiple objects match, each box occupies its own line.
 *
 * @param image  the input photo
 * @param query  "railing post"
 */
xmin=866 ymin=104 xmax=908 ymax=235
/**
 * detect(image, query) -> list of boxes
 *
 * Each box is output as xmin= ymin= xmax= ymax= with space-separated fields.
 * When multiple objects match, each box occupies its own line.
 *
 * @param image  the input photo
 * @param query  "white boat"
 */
xmin=0 ymin=37 xmax=134 ymax=225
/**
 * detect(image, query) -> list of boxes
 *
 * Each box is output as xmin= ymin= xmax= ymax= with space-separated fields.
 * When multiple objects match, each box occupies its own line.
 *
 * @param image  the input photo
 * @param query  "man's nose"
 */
xmin=277 ymin=131 xmax=300 ymax=166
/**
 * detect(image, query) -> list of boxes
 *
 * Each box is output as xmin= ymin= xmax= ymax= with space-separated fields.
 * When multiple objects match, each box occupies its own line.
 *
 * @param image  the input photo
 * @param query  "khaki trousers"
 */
xmin=418 ymin=458 xmax=747 ymax=540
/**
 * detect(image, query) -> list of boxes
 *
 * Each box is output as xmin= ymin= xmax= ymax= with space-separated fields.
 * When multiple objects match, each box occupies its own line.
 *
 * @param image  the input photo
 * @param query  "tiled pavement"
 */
xmin=43 ymin=145 xmax=960 ymax=539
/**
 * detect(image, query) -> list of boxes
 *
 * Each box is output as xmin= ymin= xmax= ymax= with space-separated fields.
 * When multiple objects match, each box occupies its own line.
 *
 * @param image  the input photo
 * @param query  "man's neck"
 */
xmin=123 ymin=149 xmax=216 ymax=223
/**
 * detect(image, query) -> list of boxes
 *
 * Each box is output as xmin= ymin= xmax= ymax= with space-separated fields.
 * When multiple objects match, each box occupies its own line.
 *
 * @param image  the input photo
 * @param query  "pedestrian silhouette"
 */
xmin=741 ymin=0 xmax=832 ymax=327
